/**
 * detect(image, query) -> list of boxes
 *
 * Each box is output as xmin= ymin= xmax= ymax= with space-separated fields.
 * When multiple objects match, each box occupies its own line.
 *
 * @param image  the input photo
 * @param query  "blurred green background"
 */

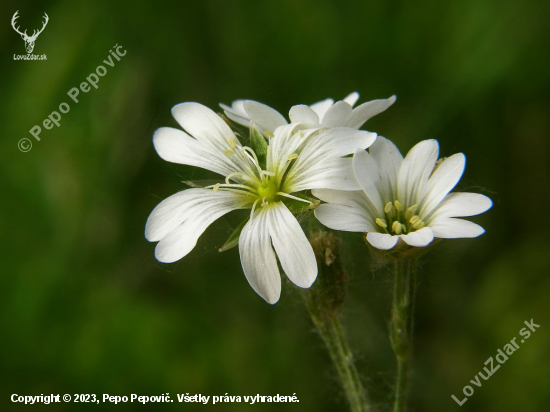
xmin=1 ymin=0 xmax=549 ymax=410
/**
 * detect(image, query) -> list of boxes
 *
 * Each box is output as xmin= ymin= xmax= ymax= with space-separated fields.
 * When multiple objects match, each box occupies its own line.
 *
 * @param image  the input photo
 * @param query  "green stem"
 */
xmin=306 ymin=305 xmax=370 ymax=412
xmin=304 ymin=228 xmax=370 ymax=412
xmin=391 ymin=258 xmax=418 ymax=412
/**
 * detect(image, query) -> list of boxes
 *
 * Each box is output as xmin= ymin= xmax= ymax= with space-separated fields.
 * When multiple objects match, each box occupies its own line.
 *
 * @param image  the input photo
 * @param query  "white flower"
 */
xmin=220 ymin=91 xmax=396 ymax=135
xmin=146 ymin=102 xmax=377 ymax=303
xmin=313 ymin=137 xmax=492 ymax=250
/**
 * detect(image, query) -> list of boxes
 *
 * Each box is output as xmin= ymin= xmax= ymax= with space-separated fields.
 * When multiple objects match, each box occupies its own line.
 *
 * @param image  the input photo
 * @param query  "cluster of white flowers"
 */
xmin=146 ymin=92 xmax=491 ymax=303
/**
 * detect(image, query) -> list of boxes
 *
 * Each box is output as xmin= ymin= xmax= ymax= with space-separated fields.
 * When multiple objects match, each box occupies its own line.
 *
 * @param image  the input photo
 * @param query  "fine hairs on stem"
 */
xmin=303 ymin=226 xmax=371 ymax=412
xmin=390 ymin=258 xmax=418 ymax=412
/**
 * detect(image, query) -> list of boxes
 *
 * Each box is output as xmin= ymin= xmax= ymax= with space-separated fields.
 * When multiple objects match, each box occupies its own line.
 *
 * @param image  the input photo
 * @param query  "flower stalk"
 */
xmin=390 ymin=258 xmax=418 ymax=412
xmin=303 ymin=228 xmax=370 ymax=412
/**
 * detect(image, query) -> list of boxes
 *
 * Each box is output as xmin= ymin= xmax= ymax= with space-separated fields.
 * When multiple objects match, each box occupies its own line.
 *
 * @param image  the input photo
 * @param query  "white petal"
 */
xmin=400 ymin=227 xmax=434 ymax=247
xmin=220 ymin=100 xmax=250 ymax=127
xmin=312 ymin=188 xmax=380 ymax=223
xmin=312 ymin=188 xmax=368 ymax=208
xmin=171 ymin=102 xmax=234 ymax=147
xmin=430 ymin=192 xmax=492 ymax=219
xmin=153 ymin=127 xmax=235 ymax=176
xmin=239 ymin=208 xmax=281 ymax=304
xmin=366 ymin=232 xmax=398 ymax=250
xmin=309 ymin=98 xmax=334 ymax=120
xmin=430 ymin=218 xmax=485 ymax=238
xmin=315 ymin=204 xmax=376 ymax=232
xmin=286 ymin=157 xmax=360 ymax=192
xmin=321 ymin=101 xmax=353 ymax=127
xmin=344 ymin=95 xmax=396 ymax=129
xmin=268 ymin=203 xmax=317 ymax=288
xmin=343 ymin=92 xmax=360 ymax=107
xmin=397 ymin=139 xmax=439 ymax=207
xmin=266 ymin=124 xmax=307 ymax=176
xmin=284 ymin=129 xmax=375 ymax=192
xmin=352 ymin=149 xmax=384 ymax=212
xmin=243 ymin=100 xmax=288 ymax=133
xmin=153 ymin=189 xmax=247 ymax=263
xmin=317 ymin=128 xmax=377 ymax=157
xmin=289 ymin=104 xmax=319 ymax=125
xmin=421 ymin=153 xmax=466 ymax=216
xmin=369 ymin=136 xmax=403 ymax=200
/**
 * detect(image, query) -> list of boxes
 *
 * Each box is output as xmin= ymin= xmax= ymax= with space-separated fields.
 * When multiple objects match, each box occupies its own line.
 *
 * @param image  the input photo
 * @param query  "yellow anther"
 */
xmin=261 ymin=197 xmax=269 ymax=207
xmin=376 ymin=218 xmax=387 ymax=229
xmin=263 ymin=131 xmax=274 ymax=138
xmin=394 ymin=200 xmax=403 ymax=211
xmin=401 ymin=223 xmax=407 ymax=233
xmin=392 ymin=221 xmax=403 ymax=235
xmin=287 ymin=153 xmax=298 ymax=161
xmin=409 ymin=215 xmax=420 ymax=224
xmin=212 ymin=183 xmax=221 ymax=193
xmin=384 ymin=202 xmax=394 ymax=214
xmin=222 ymin=149 xmax=235 ymax=156
xmin=412 ymin=220 xmax=425 ymax=230
xmin=226 ymin=136 xmax=237 ymax=149
xmin=405 ymin=204 xmax=419 ymax=220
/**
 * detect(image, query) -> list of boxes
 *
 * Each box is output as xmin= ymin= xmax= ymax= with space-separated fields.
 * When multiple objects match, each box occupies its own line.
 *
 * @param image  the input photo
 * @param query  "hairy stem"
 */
xmin=391 ymin=258 xmax=418 ymax=412
xmin=304 ymin=230 xmax=370 ymax=412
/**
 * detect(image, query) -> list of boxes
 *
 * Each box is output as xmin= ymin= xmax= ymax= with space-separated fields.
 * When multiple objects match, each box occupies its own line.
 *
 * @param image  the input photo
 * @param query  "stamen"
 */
xmin=225 ymin=172 xmax=242 ymax=184
xmin=226 ymin=136 xmax=237 ymax=149
xmin=276 ymin=192 xmax=312 ymax=204
xmin=222 ymin=149 xmax=235 ymax=156
xmin=394 ymin=200 xmax=403 ymax=211
xmin=287 ymin=153 xmax=298 ymax=161
xmin=409 ymin=215 xmax=420 ymax=225
xmin=212 ymin=183 xmax=221 ymax=193
xmin=263 ymin=131 xmax=274 ymax=138
xmin=261 ymin=197 xmax=269 ymax=207
xmin=250 ymin=198 xmax=260 ymax=219
xmin=405 ymin=204 xmax=418 ymax=220
xmin=206 ymin=183 xmax=256 ymax=194
xmin=401 ymin=223 xmax=407 ymax=233
xmin=242 ymin=146 xmax=261 ymax=166
xmin=384 ymin=202 xmax=394 ymax=214
xmin=376 ymin=218 xmax=387 ymax=229
xmin=412 ymin=220 xmax=425 ymax=230
xmin=392 ymin=221 xmax=403 ymax=235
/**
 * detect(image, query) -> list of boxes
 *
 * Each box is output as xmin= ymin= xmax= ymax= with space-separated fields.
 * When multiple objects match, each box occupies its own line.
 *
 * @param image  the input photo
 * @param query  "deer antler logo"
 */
xmin=12 ymin=11 xmax=49 ymax=54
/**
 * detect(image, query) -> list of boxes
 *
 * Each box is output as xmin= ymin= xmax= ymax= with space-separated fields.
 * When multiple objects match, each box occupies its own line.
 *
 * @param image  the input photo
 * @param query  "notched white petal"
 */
xmin=315 ymin=204 xmax=376 ymax=232
xmin=289 ymin=104 xmax=319 ymax=125
xmin=268 ymin=203 xmax=317 ymax=289
xmin=321 ymin=101 xmax=353 ymax=127
xmin=366 ymin=232 xmax=398 ymax=250
xmin=239 ymin=209 xmax=281 ymax=304
xmin=243 ymin=100 xmax=288 ymax=133
xmin=430 ymin=218 xmax=485 ymax=239
xmin=400 ymin=227 xmax=434 ymax=247
xmin=345 ymin=95 xmax=396 ymax=129
xmin=171 ymin=102 xmax=234 ymax=146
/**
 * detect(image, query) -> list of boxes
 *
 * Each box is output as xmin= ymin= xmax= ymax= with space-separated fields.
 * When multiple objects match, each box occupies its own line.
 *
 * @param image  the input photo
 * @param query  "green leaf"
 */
xmin=219 ymin=217 xmax=249 ymax=252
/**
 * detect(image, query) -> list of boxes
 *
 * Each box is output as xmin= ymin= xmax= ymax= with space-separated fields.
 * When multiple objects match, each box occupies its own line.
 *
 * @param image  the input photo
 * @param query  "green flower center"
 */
xmin=375 ymin=200 xmax=426 ymax=235
xmin=257 ymin=179 xmax=280 ymax=203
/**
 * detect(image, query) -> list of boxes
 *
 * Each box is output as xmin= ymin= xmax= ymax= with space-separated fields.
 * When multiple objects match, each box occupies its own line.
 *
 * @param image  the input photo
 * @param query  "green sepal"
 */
xmin=282 ymin=192 xmax=320 ymax=215
xmin=249 ymin=122 xmax=268 ymax=169
xmin=219 ymin=217 xmax=249 ymax=252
